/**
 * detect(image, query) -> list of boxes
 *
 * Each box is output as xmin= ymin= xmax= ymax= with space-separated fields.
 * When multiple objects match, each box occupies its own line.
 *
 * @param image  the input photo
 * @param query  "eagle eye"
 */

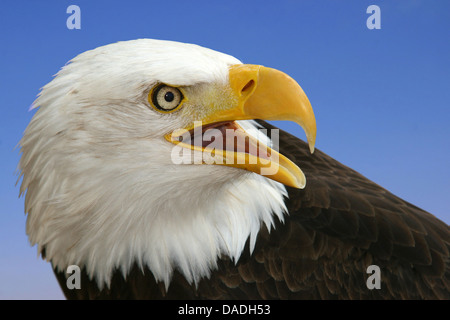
xmin=149 ymin=84 xmax=184 ymax=113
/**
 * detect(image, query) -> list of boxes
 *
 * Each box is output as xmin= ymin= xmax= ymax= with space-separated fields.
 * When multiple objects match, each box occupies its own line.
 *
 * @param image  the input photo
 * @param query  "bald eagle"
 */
xmin=19 ymin=39 xmax=449 ymax=300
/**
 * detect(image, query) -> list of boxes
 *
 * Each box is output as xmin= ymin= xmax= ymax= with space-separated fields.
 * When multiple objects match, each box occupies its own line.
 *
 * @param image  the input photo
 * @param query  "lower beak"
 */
xmin=166 ymin=64 xmax=317 ymax=189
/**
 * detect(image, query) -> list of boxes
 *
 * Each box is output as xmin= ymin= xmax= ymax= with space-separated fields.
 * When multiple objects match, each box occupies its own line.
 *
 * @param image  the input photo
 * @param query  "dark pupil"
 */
xmin=164 ymin=91 xmax=175 ymax=102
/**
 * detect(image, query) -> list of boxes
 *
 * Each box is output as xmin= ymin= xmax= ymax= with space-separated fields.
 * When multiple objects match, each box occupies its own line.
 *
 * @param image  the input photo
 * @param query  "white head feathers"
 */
xmin=19 ymin=39 xmax=288 ymax=289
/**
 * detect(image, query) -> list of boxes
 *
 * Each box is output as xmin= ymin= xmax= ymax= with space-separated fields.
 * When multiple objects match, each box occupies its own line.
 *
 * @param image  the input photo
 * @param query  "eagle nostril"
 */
xmin=241 ymin=79 xmax=255 ymax=95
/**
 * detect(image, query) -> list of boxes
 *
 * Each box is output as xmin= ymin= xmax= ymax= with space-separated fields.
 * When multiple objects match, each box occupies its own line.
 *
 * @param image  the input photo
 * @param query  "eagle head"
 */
xmin=19 ymin=39 xmax=316 ymax=288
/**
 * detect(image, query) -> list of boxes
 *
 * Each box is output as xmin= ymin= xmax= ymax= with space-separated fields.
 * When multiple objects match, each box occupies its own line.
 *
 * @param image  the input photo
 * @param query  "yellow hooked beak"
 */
xmin=166 ymin=64 xmax=316 ymax=189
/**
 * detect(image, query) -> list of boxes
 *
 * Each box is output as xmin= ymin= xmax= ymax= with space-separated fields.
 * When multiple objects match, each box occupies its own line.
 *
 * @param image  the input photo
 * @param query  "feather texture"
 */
xmin=52 ymin=121 xmax=450 ymax=299
xmin=19 ymin=39 xmax=450 ymax=299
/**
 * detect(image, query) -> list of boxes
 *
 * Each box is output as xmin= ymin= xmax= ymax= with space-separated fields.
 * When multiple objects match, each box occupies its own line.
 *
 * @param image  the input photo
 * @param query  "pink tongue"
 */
xmin=178 ymin=122 xmax=270 ymax=159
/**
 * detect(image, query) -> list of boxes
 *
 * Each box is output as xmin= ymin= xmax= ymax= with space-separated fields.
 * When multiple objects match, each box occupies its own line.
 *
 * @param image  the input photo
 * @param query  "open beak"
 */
xmin=165 ymin=64 xmax=317 ymax=189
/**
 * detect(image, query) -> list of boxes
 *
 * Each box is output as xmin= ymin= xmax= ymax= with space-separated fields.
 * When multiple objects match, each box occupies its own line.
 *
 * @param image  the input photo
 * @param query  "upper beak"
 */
xmin=166 ymin=64 xmax=317 ymax=189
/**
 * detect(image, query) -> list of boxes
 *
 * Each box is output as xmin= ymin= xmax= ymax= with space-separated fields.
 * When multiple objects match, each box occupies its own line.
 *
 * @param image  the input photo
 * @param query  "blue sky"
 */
xmin=1 ymin=0 xmax=449 ymax=299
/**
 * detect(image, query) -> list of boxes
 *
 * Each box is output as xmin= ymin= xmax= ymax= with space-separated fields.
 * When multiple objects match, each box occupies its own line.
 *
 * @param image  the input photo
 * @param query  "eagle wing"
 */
xmin=53 ymin=121 xmax=450 ymax=299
